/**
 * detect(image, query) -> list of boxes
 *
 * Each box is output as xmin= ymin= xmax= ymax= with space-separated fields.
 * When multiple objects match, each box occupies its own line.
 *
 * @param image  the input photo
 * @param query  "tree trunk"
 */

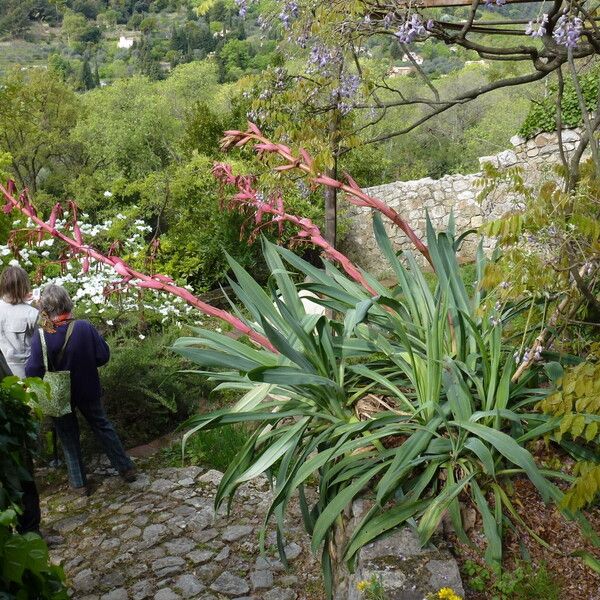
xmin=324 ymin=98 xmax=342 ymax=248
xmin=324 ymin=162 xmax=338 ymax=248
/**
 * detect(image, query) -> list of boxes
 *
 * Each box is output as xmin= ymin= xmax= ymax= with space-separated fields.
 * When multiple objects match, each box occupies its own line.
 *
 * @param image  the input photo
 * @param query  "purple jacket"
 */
xmin=25 ymin=320 xmax=110 ymax=404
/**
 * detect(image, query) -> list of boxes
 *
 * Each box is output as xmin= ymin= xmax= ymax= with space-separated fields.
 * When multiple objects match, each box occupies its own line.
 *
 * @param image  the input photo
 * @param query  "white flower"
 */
xmin=215 ymin=327 xmax=222 ymax=333
xmin=9 ymin=259 xmax=19 ymax=267
xmin=139 ymin=334 xmax=145 ymax=340
xmin=106 ymin=319 xmax=113 ymax=326
xmin=104 ymin=191 xmax=113 ymax=198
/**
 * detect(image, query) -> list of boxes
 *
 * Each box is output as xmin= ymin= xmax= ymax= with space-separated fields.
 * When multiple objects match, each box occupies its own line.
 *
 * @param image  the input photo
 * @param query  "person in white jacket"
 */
xmin=0 ymin=265 xmax=38 ymax=378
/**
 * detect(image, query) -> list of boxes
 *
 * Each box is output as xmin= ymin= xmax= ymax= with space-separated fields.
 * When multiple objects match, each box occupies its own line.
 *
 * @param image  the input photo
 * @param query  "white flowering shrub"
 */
xmin=2 ymin=211 xmax=207 ymax=332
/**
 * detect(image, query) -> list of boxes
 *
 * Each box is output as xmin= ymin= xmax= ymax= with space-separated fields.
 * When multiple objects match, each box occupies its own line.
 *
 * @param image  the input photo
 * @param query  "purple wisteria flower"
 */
xmin=332 ymin=73 xmax=361 ymax=114
xmin=279 ymin=1 xmax=299 ymax=30
xmin=235 ymin=0 xmax=248 ymax=17
xmin=307 ymin=44 xmax=341 ymax=74
xmin=395 ymin=14 xmax=428 ymax=44
xmin=525 ymin=13 xmax=549 ymax=37
xmin=484 ymin=0 xmax=507 ymax=7
xmin=553 ymin=14 xmax=584 ymax=48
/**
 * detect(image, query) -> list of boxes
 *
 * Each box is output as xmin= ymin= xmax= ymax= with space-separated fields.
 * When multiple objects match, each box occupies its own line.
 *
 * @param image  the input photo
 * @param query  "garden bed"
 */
xmin=452 ymin=476 xmax=600 ymax=599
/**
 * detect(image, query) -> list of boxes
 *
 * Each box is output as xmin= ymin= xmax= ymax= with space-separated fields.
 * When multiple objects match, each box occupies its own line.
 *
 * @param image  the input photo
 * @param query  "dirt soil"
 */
xmin=450 ymin=477 xmax=600 ymax=600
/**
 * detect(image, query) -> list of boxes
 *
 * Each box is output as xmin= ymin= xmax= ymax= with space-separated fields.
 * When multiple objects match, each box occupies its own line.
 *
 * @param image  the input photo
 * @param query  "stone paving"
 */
xmin=40 ymin=463 xmax=325 ymax=600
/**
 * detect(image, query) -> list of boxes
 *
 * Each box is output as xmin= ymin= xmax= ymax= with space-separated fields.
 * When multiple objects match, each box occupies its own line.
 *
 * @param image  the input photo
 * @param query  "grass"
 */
xmin=0 ymin=40 xmax=57 ymax=74
xmin=463 ymin=559 xmax=562 ymax=600
xmin=162 ymin=423 xmax=251 ymax=472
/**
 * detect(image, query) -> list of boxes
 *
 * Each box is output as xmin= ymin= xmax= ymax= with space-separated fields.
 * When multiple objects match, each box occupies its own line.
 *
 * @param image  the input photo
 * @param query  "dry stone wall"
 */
xmin=341 ymin=128 xmax=585 ymax=277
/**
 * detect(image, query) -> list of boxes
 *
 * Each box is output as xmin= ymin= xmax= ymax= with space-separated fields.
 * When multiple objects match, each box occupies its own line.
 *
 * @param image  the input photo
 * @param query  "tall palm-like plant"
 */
xmin=176 ymin=217 xmax=566 ymax=597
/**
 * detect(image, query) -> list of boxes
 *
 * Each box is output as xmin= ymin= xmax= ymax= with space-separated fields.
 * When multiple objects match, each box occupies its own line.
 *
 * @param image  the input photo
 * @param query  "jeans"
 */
xmin=52 ymin=398 xmax=133 ymax=489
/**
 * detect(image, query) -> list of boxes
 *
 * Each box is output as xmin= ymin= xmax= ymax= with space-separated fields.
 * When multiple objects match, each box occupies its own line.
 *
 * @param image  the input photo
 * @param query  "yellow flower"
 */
xmin=437 ymin=588 xmax=462 ymax=600
xmin=356 ymin=580 xmax=369 ymax=592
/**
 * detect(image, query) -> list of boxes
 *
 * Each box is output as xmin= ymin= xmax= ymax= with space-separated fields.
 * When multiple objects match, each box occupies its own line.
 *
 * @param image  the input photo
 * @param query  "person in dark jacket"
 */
xmin=26 ymin=284 xmax=136 ymax=494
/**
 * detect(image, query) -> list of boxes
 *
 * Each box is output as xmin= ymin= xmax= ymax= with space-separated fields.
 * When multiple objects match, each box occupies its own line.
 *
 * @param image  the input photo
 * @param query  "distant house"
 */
xmin=401 ymin=52 xmax=423 ymax=65
xmin=388 ymin=65 xmax=415 ymax=77
xmin=118 ymin=36 xmax=135 ymax=49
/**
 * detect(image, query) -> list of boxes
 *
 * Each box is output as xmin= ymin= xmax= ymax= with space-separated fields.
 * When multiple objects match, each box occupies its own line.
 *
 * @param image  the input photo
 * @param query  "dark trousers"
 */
xmin=16 ymin=477 xmax=41 ymax=535
xmin=52 ymin=397 xmax=133 ymax=489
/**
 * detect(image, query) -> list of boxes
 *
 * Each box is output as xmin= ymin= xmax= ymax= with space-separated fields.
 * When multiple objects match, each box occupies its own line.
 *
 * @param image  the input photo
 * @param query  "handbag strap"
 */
xmin=39 ymin=321 xmax=76 ymax=372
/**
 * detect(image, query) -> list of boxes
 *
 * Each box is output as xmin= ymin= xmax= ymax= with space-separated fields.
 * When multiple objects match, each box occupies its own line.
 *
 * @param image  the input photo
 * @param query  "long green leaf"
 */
xmin=311 ymin=463 xmax=386 ymax=553
xmin=455 ymin=421 xmax=552 ymax=501
xmin=417 ymin=474 xmax=473 ymax=545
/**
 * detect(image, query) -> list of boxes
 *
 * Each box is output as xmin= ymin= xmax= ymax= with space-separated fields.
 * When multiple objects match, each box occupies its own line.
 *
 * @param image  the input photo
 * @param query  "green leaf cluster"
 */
xmin=538 ymin=357 xmax=600 ymax=511
xmin=463 ymin=559 xmax=561 ymax=600
xmin=519 ymin=68 xmax=600 ymax=140
xmin=0 ymin=378 xmax=67 ymax=599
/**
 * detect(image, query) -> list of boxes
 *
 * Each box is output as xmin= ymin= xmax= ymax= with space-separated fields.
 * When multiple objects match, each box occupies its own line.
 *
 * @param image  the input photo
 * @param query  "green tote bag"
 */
xmin=37 ymin=321 xmax=75 ymax=418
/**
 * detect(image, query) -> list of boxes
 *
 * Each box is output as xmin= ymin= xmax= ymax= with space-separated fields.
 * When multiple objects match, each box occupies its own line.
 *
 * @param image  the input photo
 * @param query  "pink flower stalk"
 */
xmin=213 ymin=163 xmax=378 ymax=295
xmin=221 ymin=123 xmax=432 ymax=267
xmin=0 ymin=181 xmax=276 ymax=353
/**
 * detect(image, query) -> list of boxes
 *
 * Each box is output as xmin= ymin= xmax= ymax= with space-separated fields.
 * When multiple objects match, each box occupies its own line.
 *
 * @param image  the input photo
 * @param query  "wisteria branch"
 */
xmin=212 ymin=163 xmax=378 ymax=295
xmin=220 ymin=123 xmax=433 ymax=266
xmin=0 ymin=181 xmax=277 ymax=353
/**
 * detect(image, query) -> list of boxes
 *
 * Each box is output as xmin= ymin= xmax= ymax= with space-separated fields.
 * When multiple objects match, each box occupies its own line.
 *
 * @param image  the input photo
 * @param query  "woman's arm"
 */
xmin=25 ymin=330 xmax=45 ymax=378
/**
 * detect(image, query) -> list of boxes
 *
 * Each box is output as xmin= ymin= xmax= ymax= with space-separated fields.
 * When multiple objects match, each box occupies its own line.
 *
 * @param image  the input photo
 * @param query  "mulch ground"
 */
xmin=450 ymin=475 xmax=600 ymax=600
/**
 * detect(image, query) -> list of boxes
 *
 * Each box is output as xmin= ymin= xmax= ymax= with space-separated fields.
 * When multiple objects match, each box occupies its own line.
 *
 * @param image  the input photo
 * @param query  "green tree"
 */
xmin=61 ymin=9 xmax=88 ymax=45
xmin=0 ymin=69 xmax=79 ymax=194
xmin=140 ymin=15 xmax=158 ymax=34
xmin=218 ymin=38 xmax=251 ymax=73
xmin=180 ymin=101 xmax=224 ymax=157
xmin=70 ymin=76 xmax=180 ymax=191
xmin=48 ymin=53 xmax=72 ymax=81
xmin=77 ymin=57 xmax=97 ymax=91
xmin=136 ymin=35 xmax=163 ymax=80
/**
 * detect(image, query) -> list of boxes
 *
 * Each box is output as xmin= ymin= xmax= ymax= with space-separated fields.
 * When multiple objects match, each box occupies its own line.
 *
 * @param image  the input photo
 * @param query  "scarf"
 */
xmin=41 ymin=312 xmax=73 ymax=333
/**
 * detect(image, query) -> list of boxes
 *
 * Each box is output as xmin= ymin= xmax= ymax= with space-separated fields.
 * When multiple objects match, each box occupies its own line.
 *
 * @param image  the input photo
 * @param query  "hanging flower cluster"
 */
xmin=395 ymin=14 xmax=432 ymax=44
xmin=525 ymin=13 xmax=549 ymax=38
xmin=553 ymin=13 xmax=584 ymax=48
xmin=333 ymin=73 xmax=361 ymax=115
xmin=279 ymin=1 xmax=299 ymax=30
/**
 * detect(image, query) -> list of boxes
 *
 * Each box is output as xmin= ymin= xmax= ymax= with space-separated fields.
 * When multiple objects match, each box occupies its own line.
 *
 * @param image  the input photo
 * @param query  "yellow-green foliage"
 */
xmin=476 ymin=159 xmax=600 ymax=308
xmin=537 ymin=356 xmax=600 ymax=510
xmin=562 ymin=462 xmax=600 ymax=511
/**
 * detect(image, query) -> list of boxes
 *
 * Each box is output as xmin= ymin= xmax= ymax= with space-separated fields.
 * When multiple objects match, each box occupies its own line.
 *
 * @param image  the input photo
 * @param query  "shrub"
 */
xmin=164 ymin=424 xmax=251 ymax=472
xmin=95 ymin=330 xmax=212 ymax=450
xmin=176 ymin=219 xmax=573 ymax=597
xmin=463 ymin=559 xmax=561 ymax=600
xmin=519 ymin=67 xmax=599 ymax=139
xmin=0 ymin=378 xmax=67 ymax=599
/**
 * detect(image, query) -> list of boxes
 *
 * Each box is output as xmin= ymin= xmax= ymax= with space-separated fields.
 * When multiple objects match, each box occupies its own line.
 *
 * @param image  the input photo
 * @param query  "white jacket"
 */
xmin=0 ymin=299 xmax=38 ymax=378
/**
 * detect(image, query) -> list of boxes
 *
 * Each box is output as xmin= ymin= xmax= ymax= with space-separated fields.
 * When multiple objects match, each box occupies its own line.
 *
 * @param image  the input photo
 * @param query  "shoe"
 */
xmin=120 ymin=468 xmax=137 ymax=483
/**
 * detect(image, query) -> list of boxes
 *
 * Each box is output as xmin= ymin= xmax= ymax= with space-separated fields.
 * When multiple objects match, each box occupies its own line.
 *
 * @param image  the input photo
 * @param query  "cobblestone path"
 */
xmin=40 ymin=464 xmax=325 ymax=600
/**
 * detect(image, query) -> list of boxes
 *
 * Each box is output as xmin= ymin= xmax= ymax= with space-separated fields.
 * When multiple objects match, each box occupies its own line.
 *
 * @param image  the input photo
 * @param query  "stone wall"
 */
xmin=341 ymin=128 xmax=584 ymax=276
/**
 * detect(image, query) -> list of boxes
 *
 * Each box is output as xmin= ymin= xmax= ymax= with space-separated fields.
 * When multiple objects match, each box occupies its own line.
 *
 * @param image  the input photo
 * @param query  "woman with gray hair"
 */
xmin=26 ymin=284 xmax=135 ymax=495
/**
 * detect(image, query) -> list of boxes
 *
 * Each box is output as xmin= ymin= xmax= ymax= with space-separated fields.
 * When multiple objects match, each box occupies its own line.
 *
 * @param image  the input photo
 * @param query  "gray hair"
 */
xmin=40 ymin=284 xmax=73 ymax=318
